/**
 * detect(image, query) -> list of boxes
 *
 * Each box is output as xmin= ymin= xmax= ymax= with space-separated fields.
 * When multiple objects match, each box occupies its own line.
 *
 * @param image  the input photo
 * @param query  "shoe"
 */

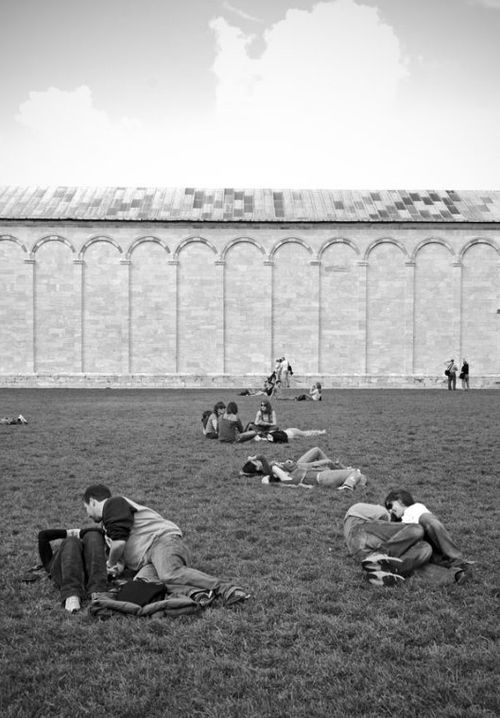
xmin=190 ymin=589 xmax=215 ymax=608
xmin=455 ymin=570 xmax=468 ymax=585
xmin=362 ymin=553 xmax=403 ymax=573
xmin=221 ymin=586 xmax=251 ymax=607
xmin=366 ymin=570 xmax=405 ymax=587
xmin=17 ymin=414 xmax=28 ymax=424
xmin=337 ymin=485 xmax=353 ymax=492
xmin=65 ymin=596 xmax=81 ymax=613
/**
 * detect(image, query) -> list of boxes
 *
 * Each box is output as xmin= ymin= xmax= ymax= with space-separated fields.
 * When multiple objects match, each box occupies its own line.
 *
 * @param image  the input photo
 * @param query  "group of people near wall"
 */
xmin=445 ymin=358 xmax=470 ymax=391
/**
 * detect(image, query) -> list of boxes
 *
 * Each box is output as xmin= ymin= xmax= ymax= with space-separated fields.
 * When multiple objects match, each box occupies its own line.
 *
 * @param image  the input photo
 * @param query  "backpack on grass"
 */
xmin=201 ymin=410 xmax=212 ymax=429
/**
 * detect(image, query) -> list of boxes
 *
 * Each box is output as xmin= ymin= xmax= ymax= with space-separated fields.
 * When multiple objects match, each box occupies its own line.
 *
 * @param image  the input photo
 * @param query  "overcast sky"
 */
xmin=1 ymin=0 xmax=499 ymax=189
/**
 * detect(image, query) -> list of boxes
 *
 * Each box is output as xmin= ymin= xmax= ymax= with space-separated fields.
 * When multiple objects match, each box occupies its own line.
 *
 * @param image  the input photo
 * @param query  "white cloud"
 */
xmin=1 ymin=0 xmax=498 ymax=188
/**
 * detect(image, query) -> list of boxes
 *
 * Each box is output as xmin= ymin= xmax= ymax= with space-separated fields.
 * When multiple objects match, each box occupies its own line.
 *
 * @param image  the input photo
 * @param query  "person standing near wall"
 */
xmin=445 ymin=359 xmax=458 ymax=390
xmin=460 ymin=359 xmax=470 ymax=390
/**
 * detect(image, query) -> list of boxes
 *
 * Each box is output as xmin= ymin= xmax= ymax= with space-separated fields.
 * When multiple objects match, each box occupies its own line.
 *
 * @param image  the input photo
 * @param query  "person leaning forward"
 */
xmin=82 ymin=485 xmax=249 ymax=607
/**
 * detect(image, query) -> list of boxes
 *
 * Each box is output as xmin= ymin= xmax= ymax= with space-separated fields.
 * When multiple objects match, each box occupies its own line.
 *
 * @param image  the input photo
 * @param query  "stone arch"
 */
xmin=126 ymin=236 xmax=170 ymax=260
xmin=0 ymin=234 xmax=27 ymax=253
xmin=173 ymin=236 xmax=218 ymax=261
xmin=221 ymin=237 xmax=266 ymax=261
xmin=32 ymin=234 xmax=75 ymax=258
xmin=318 ymin=237 xmax=360 ymax=261
xmin=364 ymin=237 xmax=409 ymax=262
xmin=411 ymin=236 xmax=455 ymax=262
xmin=270 ymin=237 xmax=313 ymax=259
xmin=459 ymin=237 xmax=500 ymax=262
xmin=79 ymin=235 xmax=122 ymax=260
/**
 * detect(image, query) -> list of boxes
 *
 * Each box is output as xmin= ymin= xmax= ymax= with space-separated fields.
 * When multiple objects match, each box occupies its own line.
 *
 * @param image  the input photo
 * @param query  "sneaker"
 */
xmin=221 ymin=586 xmax=251 ymax=607
xmin=366 ymin=570 xmax=405 ymax=587
xmin=190 ymin=589 xmax=215 ymax=608
xmin=362 ymin=553 xmax=403 ymax=573
xmin=65 ymin=596 xmax=81 ymax=613
xmin=17 ymin=414 xmax=28 ymax=424
xmin=337 ymin=485 xmax=353 ymax=492
xmin=90 ymin=591 xmax=116 ymax=602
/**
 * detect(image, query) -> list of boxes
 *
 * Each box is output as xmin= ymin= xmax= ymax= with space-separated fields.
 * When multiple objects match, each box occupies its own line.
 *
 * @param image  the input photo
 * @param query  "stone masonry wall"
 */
xmin=0 ymin=221 xmax=499 ymax=387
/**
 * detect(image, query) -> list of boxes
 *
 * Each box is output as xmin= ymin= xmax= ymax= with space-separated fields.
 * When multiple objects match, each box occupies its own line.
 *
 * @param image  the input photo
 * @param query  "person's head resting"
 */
xmin=241 ymin=458 xmax=263 ymax=475
xmin=226 ymin=401 xmax=238 ymax=416
xmin=213 ymin=401 xmax=226 ymax=415
xmin=384 ymin=489 xmax=415 ymax=520
xmin=83 ymin=484 xmax=112 ymax=522
xmin=260 ymin=399 xmax=272 ymax=414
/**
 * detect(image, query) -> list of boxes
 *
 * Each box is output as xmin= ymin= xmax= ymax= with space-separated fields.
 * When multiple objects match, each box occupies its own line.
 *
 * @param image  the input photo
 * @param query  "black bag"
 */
xmin=116 ymin=579 xmax=166 ymax=607
xmin=459 ymin=372 xmax=465 ymax=380
xmin=267 ymin=430 xmax=289 ymax=443
xmin=444 ymin=369 xmax=450 ymax=377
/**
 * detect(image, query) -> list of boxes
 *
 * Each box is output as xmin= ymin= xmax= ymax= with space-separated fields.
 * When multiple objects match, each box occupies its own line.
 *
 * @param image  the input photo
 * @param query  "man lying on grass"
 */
xmin=384 ymin=489 xmax=473 ymax=577
xmin=83 ymin=485 xmax=250 ymax=608
xmin=344 ymin=502 xmax=471 ymax=587
xmin=38 ymin=526 xmax=110 ymax=613
xmin=240 ymin=446 xmax=367 ymax=490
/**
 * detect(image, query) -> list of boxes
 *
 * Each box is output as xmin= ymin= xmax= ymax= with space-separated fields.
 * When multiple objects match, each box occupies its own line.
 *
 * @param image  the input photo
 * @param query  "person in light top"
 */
xmin=384 ymin=489 xmax=469 ymax=570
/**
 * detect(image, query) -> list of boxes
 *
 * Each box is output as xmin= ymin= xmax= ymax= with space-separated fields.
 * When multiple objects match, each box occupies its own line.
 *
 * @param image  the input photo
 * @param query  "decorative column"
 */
xmin=264 ymin=257 xmax=274 ymax=368
xmin=168 ymin=259 xmax=179 ymax=373
xmin=73 ymin=259 xmax=84 ymax=373
xmin=357 ymin=260 xmax=368 ymax=376
xmin=309 ymin=259 xmax=321 ymax=374
xmin=24 ymin=257 xmax=36 ymax=373
xmin=215 ymin=258 xmax=225 ymax=375
xmin=404 ymin=260 xmax=416 ymax=375
xmin=453 ymin=260 xmax=463 ymax=361
xmin=120 ymin=258 xmax=131 ymax=374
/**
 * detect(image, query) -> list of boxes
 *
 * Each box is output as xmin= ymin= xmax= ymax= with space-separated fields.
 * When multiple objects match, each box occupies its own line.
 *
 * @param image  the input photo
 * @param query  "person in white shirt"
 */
xmin=384 ymin=489 xmax=467 ymax=570
xmin=343 ymin=502 xmax=432 ymax=586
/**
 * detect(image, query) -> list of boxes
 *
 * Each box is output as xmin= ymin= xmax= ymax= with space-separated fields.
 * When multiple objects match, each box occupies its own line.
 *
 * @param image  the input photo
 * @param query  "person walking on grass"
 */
xmin=38 ymin=526 xmax=110 ymax=613
xmin=343 ymin=503 xmax=433 ymax=587
xmin=383 ymin=489 xmax=472 ymax=580
xmin=83 ymin=485 xmax=249 ymax=607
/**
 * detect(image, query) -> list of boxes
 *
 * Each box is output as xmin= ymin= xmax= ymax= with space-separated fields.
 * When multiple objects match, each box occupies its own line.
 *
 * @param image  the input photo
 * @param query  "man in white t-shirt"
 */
xmin=384 ymin=489 xmax=467 ymax=570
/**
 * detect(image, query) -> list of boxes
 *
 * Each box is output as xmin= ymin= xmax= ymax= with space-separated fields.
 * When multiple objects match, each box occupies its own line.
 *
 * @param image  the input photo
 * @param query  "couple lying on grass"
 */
xmin=204 ymin=400 xmax=325 ymax=444
xmin=38 ymin=485 xmax=250 ymax=615
xmin=344 ymin=490 xmax=473 ymax=587
xmin=240 ymin=446 xmax=366 ymax=491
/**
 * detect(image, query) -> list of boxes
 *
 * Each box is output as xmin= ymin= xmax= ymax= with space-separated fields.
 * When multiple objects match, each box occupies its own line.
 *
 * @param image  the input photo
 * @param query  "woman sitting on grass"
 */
xmin=245 ymin=399 xmax=278 ymax=434
xmin=239 ymin=374 xmax=277 ymax=398
xmin=218 ymin=402 xmax=245 ymax=443
xmin=239 ymin=447 xmax=367 ymax=490
xmin=203 ymin=401 xmax=226 ymax=439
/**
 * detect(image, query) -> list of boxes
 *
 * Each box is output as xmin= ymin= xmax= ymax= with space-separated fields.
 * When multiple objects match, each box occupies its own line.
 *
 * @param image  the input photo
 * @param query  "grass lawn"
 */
xmin=0 ymin=387 xmax=498 ymax=718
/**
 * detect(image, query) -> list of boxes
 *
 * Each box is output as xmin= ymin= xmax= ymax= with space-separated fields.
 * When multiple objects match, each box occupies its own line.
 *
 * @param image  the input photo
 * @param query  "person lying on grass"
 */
xmin=83 ymin=484 xmax=250 ymax=608
xmin=343 ymin=502 xmax=433 ymax=587
xmin=277 ymin=382 xmax=322 ymax=401
xmin=37 ymin=526 xmax=112 ymax=614
xmin=1 ymin=414 xmax=28 ymax=424
xmin=384 ymin=489 xmax=473 ymax=576
xmin=237 ymin=426 xmax=327 ymax=443
xmin=240 ymin=447 xmax=366 ymax=490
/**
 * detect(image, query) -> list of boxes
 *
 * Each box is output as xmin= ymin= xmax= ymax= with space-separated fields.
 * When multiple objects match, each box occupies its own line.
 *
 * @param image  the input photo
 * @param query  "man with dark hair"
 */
xmin=384 ymin=489 xmax=470 ymax=577
xmin=343 ymin=503 xmax=433 ymax=586
xmin=38 ymin=526 xmax=109 ymax=613
xmin=82 ymin=484 xmax=249 ymax=607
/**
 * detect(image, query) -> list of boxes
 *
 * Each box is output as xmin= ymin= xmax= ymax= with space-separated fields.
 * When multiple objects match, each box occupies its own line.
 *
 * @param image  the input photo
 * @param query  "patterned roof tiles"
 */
xmin=0 ymin=186 xmax=499 ymax=223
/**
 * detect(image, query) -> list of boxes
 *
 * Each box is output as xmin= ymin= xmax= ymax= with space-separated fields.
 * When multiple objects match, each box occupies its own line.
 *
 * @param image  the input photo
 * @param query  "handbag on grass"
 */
xmin=116 ymin=579 xmax=166 ymax=606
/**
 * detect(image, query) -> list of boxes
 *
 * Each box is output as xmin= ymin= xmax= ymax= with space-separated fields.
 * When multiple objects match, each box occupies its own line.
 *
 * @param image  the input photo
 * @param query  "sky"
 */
xmin=0 ymin=0 xmax=499 ymax=189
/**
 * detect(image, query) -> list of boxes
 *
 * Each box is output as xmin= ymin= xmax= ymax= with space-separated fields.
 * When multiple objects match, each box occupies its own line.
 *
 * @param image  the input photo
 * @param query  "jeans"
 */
xmin=49 ymin=532 xmax=108 ymax=602
xmin=419 ymin=513 xmax=463 ymax=566
xmin=346 ymin=520 xmax=432 ymax=576
xmin=135 ymin=533 xmax=221 ymax=591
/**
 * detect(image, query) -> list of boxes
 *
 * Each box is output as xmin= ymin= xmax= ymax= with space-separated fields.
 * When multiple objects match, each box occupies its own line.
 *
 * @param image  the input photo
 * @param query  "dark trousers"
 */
xmin=419 ymin=513 xmax=463 ymax=566
xmin=49 ymin=532 xmax=108 ymax=602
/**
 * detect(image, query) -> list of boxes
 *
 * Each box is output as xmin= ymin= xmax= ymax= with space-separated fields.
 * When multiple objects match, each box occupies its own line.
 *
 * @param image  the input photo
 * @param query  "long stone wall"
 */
xmin=0 ymin=221 xmax=499 ymax=387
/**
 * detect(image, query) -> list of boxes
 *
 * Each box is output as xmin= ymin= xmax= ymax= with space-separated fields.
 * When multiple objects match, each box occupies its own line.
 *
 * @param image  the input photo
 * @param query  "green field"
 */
xmin=1 ymin=388 xmax=498 ymax=718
